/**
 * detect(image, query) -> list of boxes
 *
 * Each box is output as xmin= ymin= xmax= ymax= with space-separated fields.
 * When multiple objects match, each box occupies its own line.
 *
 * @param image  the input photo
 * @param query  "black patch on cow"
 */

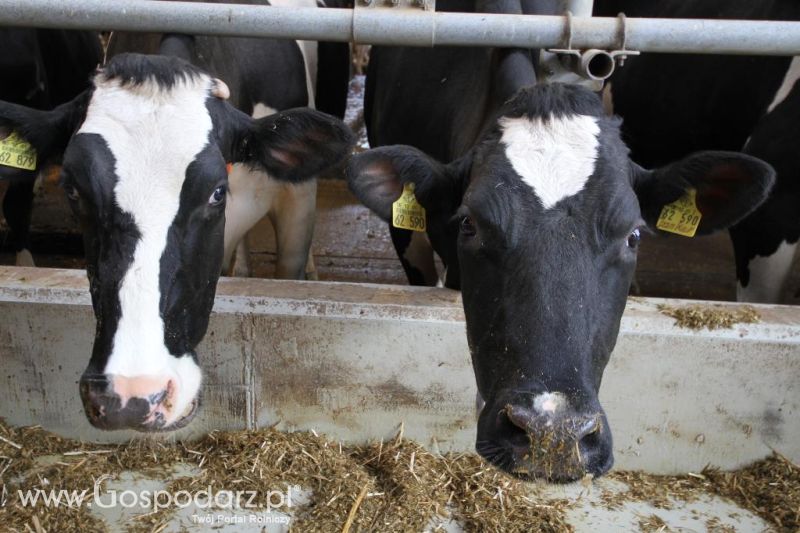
xmin=62 ymin=133 xmax=140 ymax=376
xmin=160 ymin=136 xmax=227 ymax=358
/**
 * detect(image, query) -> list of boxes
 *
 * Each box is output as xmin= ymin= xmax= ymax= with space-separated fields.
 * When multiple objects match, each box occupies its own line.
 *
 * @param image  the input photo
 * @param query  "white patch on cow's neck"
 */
xmin=499 ymin=114 xmax=600 ymax=209
xmin=767 ymin=56 xmax=800 ymax=114
xmin=737 ymin=240 xmax=798 ymax=304
xmin=78 ymin=75 xmax=211 ymax=416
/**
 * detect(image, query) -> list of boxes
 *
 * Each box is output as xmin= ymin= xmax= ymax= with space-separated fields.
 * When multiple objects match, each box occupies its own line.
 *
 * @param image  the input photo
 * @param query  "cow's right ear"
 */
xmin=0 ymin=91 xmax=90 ymax=166
xmin=346 ymin=145 xmax=467 ymax=222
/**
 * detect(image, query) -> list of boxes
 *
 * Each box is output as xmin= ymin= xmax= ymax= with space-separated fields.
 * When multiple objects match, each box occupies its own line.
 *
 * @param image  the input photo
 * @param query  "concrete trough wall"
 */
xmin=0 ymin=266 xmax=797 ymax=474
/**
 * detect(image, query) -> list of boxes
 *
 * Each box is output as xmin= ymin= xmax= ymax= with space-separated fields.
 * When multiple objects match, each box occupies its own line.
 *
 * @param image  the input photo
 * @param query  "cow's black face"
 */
xmin=0 ymin=53 xmax=353 ymax=432
xmin=458 ymin=97 xmax=645 ymax=480
xmin=348 ymin=83 xmax=775 ymax=481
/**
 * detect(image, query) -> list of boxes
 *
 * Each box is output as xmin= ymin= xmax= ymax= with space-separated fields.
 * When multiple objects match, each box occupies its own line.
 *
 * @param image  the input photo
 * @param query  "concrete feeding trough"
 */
xmin=0 ymin=266 xmax=798 ymax=531
xmin=1 ymin=265 xmax=797 ymax=471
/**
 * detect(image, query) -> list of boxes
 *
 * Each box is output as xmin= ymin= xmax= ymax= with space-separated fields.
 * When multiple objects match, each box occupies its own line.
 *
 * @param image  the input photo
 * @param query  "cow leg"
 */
xmin=3 ymin=180 xmax=36 ymax=266
xmin=222 ymin=164 xmax=277 ymax=277
xmin=305 ymin=252 xmax=318 ymax=281
xmin=230 ymin=239 xmax=252 ymax=278
xmin=389 ymin=226 xmax=439 ymax=286
xmin=268 ymin=179 xmax=317 ymax=280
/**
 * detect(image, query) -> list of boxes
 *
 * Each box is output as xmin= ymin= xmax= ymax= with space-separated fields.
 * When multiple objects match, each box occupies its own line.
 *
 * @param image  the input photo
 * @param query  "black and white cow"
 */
xmin=108 ymin=0 xmax=351 ymax=280
xmin=0 ymin=53 xmax=352 ymax=432
xmin=0 ymin=28 xmax=101 ymax=265
xmin=594 ymin=0 xmax=800 ymax=303
xmin=347 ymin=0 xmax=775 ymax=481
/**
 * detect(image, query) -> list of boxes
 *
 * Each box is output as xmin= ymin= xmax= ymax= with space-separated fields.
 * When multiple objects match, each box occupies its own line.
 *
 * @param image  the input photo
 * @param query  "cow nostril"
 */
xmin=573 ymin=416 xmax=601 ymax=441
xmin=502 ymin=403 xmax=537 ymax=432
xmin=577 ymin=418 xmax=602 ymax=451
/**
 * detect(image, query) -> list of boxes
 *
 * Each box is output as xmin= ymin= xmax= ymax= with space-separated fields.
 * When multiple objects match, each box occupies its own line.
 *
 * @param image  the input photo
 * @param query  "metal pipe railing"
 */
xmin=2 ymin=0 xmax=800 ymax=56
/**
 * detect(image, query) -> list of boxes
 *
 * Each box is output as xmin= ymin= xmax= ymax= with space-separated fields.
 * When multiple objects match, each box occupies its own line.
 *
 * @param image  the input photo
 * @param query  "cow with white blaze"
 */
xmin=0 ymin=53 xmax=353 ymax=431
xmin=347 ymin=0 xmax=776 ymax=481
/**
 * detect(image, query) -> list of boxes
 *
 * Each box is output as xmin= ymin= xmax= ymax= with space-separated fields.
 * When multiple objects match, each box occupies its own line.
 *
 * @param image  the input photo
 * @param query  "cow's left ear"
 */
xmin=0 ymin=91 xmax=90 ymax=167
xmin=633 ymin=151 xmax=775 ymax=235
xmin=346 ymin=145 xmax=469 ymax=222
xmin=236 ymin=108 xmax=354 ymax=182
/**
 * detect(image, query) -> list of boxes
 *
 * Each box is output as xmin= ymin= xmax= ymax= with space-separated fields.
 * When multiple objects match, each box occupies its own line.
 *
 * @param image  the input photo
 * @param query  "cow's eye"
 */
xmin=208 ymin=185 xmax=226 ymax=206
xmin=460 ymin=215 xmax=476 ymax=236
xmin=627 ymin=227 xmax=641 ymax=248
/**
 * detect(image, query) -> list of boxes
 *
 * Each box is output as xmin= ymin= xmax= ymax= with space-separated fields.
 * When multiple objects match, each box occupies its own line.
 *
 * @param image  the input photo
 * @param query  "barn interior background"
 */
xmin=0 ymin=0 xmax=798 ymax=531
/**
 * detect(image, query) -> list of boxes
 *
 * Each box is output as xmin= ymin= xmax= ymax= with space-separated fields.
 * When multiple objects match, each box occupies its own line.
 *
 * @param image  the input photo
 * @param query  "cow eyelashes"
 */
xmin=208 ymin=184 xmax=227 ymax=207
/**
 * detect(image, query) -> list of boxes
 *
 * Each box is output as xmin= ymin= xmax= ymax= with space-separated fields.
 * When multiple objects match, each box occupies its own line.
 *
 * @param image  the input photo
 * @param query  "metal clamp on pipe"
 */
xmin=547 ymin=11 xmax=639 ymax=83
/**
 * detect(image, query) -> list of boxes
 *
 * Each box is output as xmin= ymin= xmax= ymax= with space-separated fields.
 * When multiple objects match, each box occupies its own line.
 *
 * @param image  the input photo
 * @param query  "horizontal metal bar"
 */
xmin=1 ymin=0 xmax=800 ymax=56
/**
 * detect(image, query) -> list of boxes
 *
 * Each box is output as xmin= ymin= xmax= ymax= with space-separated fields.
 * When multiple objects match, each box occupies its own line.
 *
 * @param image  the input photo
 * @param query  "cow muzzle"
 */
xmin=79 ymin=373 xmax=199 ymax=431
xmin=476 ymin=392 xmax=613 ymax=482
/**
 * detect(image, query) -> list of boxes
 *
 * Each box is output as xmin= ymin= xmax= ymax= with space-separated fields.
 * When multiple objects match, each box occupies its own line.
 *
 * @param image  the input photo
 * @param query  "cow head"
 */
xmin=348 ymin=83 xmax=774 ymax=481
xmin=0 ymin=53 xmax=353 ymax=431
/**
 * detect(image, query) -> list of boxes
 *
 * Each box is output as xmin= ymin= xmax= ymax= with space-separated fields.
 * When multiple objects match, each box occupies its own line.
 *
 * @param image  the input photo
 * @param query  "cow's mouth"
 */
xmin=147 ymin=394 xmax=201 ymax=432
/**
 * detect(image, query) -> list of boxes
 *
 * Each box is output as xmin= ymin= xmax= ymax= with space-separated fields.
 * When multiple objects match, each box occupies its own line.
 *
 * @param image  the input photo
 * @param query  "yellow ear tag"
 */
xmin=656 ymin=188 xmax=702 ymax=237
xmin=0 ymin=131 xmax=37 ymax=171
xmin=392 ymin=182 xmax=426 ymax=232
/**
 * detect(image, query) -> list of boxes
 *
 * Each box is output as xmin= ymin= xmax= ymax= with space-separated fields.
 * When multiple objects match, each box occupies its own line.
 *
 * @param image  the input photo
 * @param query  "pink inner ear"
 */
xmin=269 ymin=148 xmax=300 ymax=168
xmin=365 ymin=159 xmax=403 ymax=198
xmin=696 ymin=163 xmax=749 ymax=217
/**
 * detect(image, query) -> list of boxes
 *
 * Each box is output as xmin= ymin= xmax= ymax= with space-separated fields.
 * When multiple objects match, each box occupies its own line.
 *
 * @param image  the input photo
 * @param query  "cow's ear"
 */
xmin=633 ymin=151 xmax=775 ymax=235
xmin=236 ymin=107 xmax=353 ymax=182
xmin=0 ymin=91 xmax=90 ymax=166
xmin=346 ymin=145 xmax=468 ymax=222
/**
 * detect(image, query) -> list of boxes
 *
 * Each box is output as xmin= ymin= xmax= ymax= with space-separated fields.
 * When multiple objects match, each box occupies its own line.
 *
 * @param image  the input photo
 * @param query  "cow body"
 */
xmin=595 ymin=0 xmax=800 ymax=302
xmin=0 ymin=28 xmax=100 ymax=265
xmin=349 ymin=0 xmax=775 ymax=481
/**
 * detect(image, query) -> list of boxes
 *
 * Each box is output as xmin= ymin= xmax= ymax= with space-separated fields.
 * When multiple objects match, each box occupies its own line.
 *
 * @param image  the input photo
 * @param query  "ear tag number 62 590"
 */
xmin=392 ymin=182 xmax=426 ymax=232
xmin=656 ymin=188 xmax=702 ymax=237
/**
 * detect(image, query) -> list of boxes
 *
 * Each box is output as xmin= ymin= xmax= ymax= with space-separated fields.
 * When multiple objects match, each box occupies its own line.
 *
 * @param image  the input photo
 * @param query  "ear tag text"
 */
xmin=0 ymin=131 xmax=37 ymax=171
xmin=392 ymin=182 xmax=426 ymax=232
xmin=656 ymin=188 xmax=702 ymax=237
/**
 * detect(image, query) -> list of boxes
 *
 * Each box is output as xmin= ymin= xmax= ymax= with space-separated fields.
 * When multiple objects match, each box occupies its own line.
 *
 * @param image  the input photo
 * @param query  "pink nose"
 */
xmin=79 ymin=373 xmax=197 ymax=431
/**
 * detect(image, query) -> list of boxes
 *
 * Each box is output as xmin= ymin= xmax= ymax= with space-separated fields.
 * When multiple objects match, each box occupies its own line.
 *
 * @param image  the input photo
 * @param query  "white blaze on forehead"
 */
xmin=499 ymin=114 xmax=601 ymax=209
xmin=533 ymin=392 xmax=568 ymax=416
xmin=78 ymin=75 xmax=211 ymax=420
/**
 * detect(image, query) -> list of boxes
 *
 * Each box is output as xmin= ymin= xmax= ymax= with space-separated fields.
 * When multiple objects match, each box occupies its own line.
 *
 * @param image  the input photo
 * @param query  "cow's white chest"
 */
xmin=499 ymin=114 xmax=600 ymax=209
